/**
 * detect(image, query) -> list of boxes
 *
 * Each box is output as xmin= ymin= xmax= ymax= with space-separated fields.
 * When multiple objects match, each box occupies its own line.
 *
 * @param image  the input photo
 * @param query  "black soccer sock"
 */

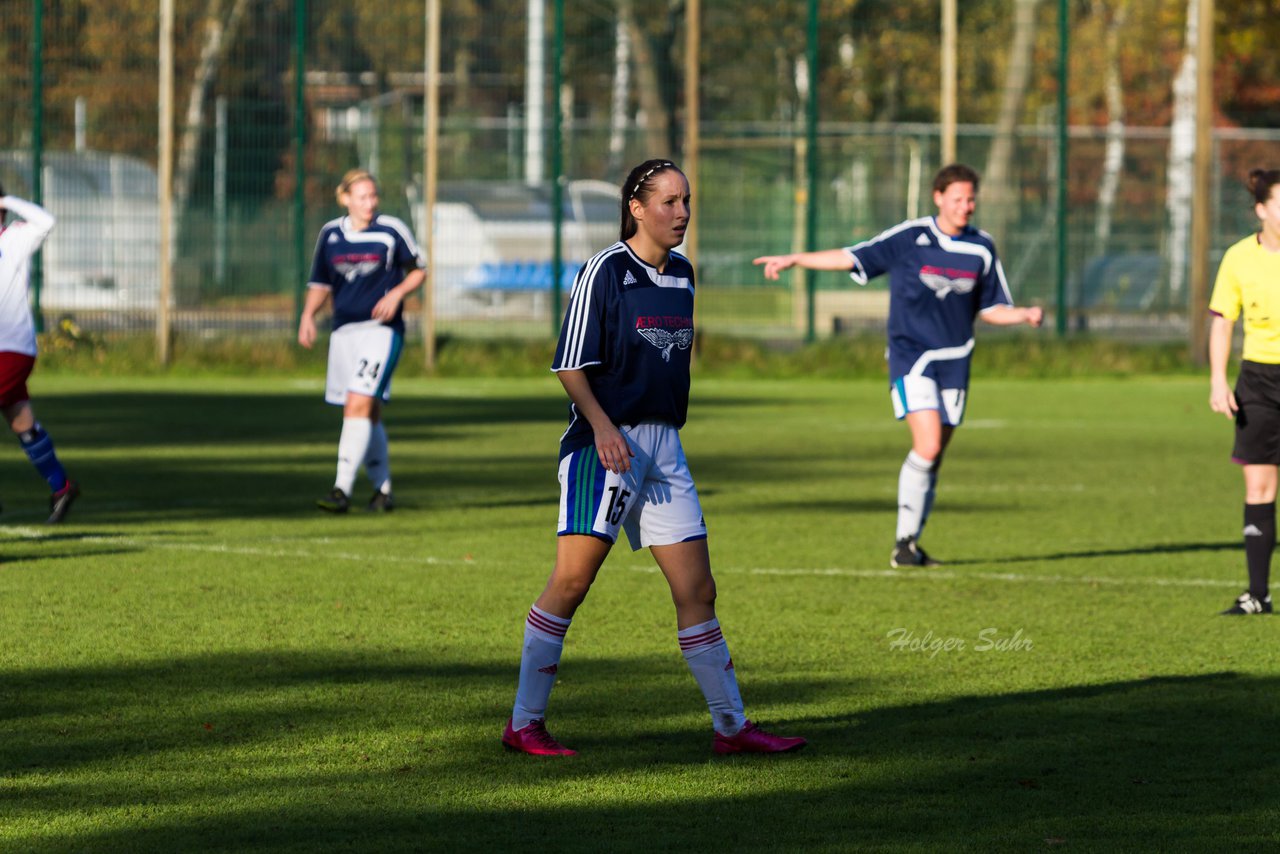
xmin=1243 ymin=502 xmax=1275 ymax=600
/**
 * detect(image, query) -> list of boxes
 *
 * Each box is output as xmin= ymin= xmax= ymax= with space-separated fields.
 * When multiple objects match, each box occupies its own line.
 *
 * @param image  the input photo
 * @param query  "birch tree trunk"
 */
xmin=607 ymin=0 xmax=633 ymax=177
xmin=982 ymin=0 xmax=1043 ymax=249
xmin=174 ymin=0 xmax=249 ymax=249
xmin=1093 ymin=0 xmax=1129 ymax=258
xmin=1166 ymin=0 xmax=1198 ymax=301
xmin=625 ymin=10 xmax=669 ymax=156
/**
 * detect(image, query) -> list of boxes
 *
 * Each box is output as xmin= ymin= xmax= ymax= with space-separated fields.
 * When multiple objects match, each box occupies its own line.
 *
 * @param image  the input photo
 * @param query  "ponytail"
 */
xmin=1248 ymin=169 xmax=1280 ymax=206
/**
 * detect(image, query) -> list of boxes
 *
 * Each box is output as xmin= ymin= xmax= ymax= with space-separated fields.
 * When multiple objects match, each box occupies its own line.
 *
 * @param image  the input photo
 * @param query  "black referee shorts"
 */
xmin=1234 ymin=360 xmax=1280 ymax=465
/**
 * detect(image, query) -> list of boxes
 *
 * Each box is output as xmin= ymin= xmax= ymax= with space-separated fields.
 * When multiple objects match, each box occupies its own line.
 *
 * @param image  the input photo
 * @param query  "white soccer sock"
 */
xmin=896 ymin=450 xmax=935 ymax=541
xmin=364 ymin=421 xmax=391 ymax=494
xmin=512 ymin=605 xmax=571 ymax=731
xmin=334 ymin=417 xmax=372 ymax=496
xmin=678 ymin=618 xmax=746 ymax=737
xmin=919 ymin=469 xmax=939 ymax=535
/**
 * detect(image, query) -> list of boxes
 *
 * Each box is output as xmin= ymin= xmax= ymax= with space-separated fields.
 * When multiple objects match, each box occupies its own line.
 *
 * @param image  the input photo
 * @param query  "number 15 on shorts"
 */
xmin=557 ymin=447 xmax=633 ymax=541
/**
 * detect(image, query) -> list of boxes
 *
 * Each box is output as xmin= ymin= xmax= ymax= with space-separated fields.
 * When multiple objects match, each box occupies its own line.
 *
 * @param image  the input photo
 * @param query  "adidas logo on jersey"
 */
xmin=328 ymin=233 xmax=339 ymax=244
xmin=623 ymin=270 xmax=638 ymax=287
xmin=916 ymin=233 xmax=931 ymax=246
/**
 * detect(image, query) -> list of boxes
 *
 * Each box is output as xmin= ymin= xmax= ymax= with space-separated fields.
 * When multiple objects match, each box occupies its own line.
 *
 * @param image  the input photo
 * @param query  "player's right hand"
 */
xmin=595 ymin=424 xmax=634 ymax=475
xmin=298 ymin=316 xmax=316 ymax=349
xmin=1209 ymin=381 xmax=1238 ymax=419
xmin=753 ymin=255 xmax=794 ymax=281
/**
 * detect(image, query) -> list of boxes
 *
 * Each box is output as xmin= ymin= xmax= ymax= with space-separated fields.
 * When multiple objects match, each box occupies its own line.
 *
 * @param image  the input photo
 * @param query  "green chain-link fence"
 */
xmin=2 ymin=0 xmax=1274 ymax=352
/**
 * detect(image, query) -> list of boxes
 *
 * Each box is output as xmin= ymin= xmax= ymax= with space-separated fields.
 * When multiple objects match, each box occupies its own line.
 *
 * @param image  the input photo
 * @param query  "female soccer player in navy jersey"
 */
xmin=502 ymin=159 xmax=807 ymax=757
xmin=298 ymin=169 xmax=424 ymax=513
xmin=754 ymin=163 xmax=1042 ymax=569
xmin=1209 ymin=168 xmax=1280 ymax=615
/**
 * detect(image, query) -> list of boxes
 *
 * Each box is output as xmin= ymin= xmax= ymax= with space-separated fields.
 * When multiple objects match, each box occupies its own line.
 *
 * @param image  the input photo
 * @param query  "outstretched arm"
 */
xmin=753 ymin=249 xmax=855 ymax=281
xmin=979 ymin=304 xmax=1043 ymax=327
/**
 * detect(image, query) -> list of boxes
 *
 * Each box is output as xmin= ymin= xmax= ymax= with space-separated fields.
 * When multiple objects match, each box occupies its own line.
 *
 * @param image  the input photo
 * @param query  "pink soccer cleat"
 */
xmin=713 ymin=720 xmax=807 ymax=755
xmin=502 ymin=718 xmax=578 ymax=756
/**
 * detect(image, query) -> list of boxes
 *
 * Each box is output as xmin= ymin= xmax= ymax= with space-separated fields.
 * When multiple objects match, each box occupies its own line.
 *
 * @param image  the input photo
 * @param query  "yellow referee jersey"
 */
xmin=1209 ymin=233 xmax=1280 ymax=364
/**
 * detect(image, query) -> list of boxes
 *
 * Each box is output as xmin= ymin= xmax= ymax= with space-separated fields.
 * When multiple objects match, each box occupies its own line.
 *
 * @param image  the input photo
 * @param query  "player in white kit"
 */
xmin=0 ymin=187 xmax=79 ymax=523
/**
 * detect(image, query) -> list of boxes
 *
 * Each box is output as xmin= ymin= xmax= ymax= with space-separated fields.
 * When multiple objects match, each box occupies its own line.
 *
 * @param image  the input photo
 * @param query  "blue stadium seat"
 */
xmin=465 ymin=260 xmax=578 ymax=293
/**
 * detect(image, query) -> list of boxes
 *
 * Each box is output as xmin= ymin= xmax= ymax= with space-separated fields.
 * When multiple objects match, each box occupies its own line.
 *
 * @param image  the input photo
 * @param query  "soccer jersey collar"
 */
xmin=341 ymin=215 xmax=377 ymax=235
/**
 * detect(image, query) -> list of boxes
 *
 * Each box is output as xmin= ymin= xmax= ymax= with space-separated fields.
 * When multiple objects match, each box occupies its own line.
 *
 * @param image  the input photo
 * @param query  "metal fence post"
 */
xmin=30 ymin=0 xmax=44 ymax=334
xmin=684 ymin=0 xmax=700 ymax=269
xmin=550 ymin=0 xmax=564 ymax=337
xmin=423 ymin=0 xmax=441 ymax=370
xmin=804 ymin=0 xmax=819 ymax=342
xmin=1055 ymin=0 xmax=1069 ymax=337
xmin=292 ymin=0 xmax=306 ymax=328
xmin=158 ymin=0 xmax=174 ymax=364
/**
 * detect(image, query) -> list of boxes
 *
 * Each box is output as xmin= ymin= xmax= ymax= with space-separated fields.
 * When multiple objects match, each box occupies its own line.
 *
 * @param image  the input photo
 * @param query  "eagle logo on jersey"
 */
xmin=637 ymin=326 xmax=694 ymax=362
xmin=334 ymin=253 xmax=384 ymax=282
xmin=919 ymin=265 xmax=978 ymax=300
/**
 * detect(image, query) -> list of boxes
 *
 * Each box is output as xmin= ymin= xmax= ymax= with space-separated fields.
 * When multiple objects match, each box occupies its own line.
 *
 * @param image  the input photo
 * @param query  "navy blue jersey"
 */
xmin=307 ymin=214 xmax=424 ymax=333
xmin=846 ymin=216 xmax=1012 ymax=383
xmin=553 ymin=241 xmax=695 ymax=459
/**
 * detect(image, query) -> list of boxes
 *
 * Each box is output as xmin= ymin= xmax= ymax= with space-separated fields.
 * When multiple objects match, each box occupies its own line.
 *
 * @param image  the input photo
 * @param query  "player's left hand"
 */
xmin=297 ymin=315 xmax=317 ymax=349
xmin=371 ymin=292 xmax=403 ymax=322
xmin=1025 ymin=306 xmax=1044 ymax=327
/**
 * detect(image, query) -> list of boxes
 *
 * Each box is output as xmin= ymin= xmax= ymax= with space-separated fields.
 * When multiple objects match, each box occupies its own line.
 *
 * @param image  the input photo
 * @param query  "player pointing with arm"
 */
xmin=755 ymin=163 xmax=1042 ymax=568
xmin=502 ymin=159 xmax=806 ymax=757
xmin=0 ymin=185 xmax=79 ymax=523
xmin=299 ymin=169 xmax=424 ymax=513
xmin=1208 ymin=168 xmax=1280 ymax=615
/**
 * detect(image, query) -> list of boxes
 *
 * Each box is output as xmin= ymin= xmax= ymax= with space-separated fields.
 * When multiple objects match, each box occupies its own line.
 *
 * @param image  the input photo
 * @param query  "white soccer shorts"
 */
xmin=891 ymin=374 xmax=967 ymax=426
xmin=325 ymin=319 xmax=403 ymax=405
xmin=557 ymin=421 xmax=708 ymax=551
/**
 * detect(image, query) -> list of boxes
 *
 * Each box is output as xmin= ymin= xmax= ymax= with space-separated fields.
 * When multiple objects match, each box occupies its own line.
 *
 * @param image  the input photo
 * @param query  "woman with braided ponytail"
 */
xmin=501 ymin=160 xmax=807 ymax=757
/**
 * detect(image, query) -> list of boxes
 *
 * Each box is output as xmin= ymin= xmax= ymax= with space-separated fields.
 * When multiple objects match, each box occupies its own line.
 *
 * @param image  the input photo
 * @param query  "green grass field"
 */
xmin=3 ymin=372 xmax=1276 ymax=852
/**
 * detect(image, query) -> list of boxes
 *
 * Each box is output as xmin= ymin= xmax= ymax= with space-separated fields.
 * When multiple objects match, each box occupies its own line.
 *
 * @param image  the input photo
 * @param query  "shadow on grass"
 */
xmin=0 ymin=387 xmax=879 ymax=526
xmin=0 ymin=390 xmax=577 ymax=524
xmin=6 ymin=648 xmax=1278 ymax=851
xmin=951 ymin=540 xmax=1241 ymax=566
xmin=0 ymin=547 xmax=139 ymax=565
xmin=0 ymin=529 xmax=160 ymax=564
xmin=33 ymin=391 xmax=571 ymax=450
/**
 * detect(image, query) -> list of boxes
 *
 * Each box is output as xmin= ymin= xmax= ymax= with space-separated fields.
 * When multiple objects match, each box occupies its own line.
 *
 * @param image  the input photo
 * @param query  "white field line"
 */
xmin=141 ymin=542 xmax=462 ymax=565
xmin=0 ymin=526 xmax=1232 ymax=585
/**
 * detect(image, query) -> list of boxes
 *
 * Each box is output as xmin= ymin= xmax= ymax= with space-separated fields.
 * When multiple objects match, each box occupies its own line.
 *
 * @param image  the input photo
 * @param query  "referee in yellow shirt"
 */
xmin=1209 ymin=168 xmax=1280 ymax=614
